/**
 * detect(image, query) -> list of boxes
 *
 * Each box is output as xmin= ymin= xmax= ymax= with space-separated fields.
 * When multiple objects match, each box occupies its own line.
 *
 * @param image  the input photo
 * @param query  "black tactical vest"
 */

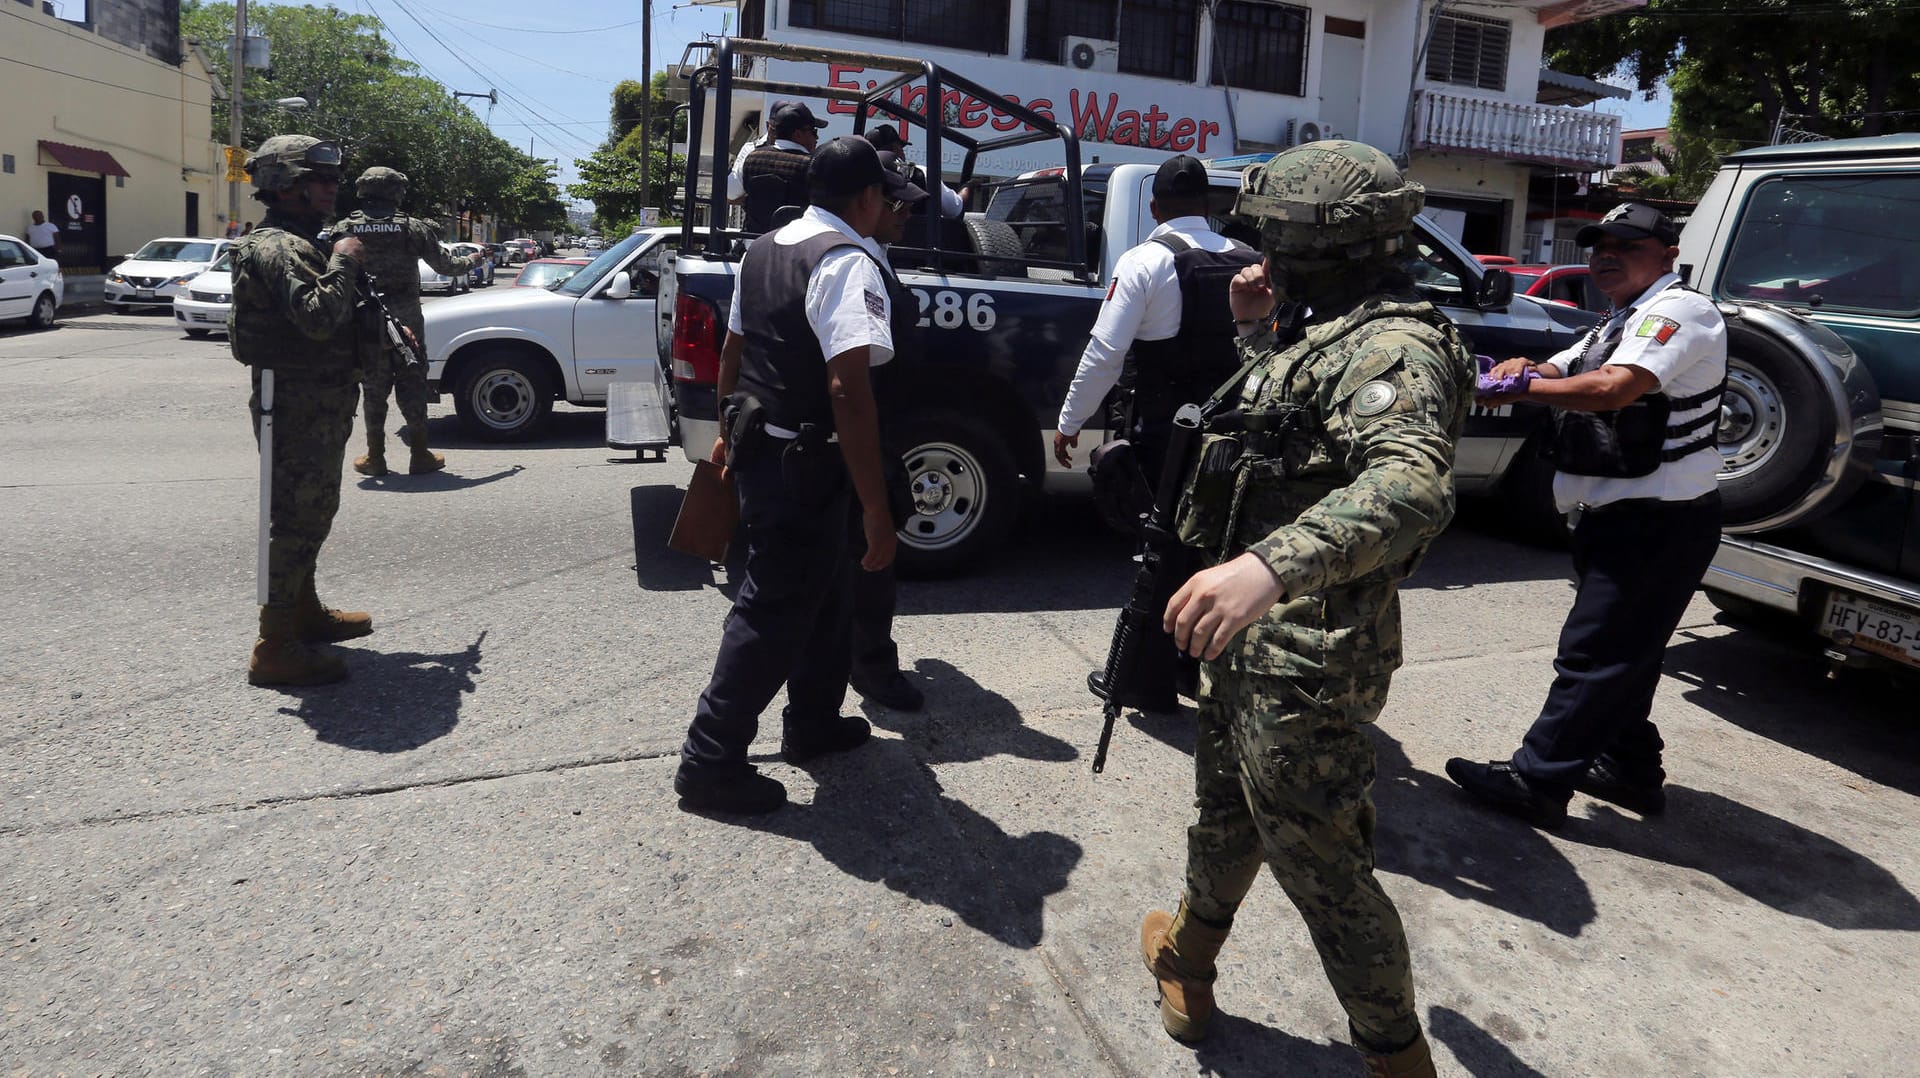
xmin=737 ymin=230 xmax=880 ymax=432
xmin=741 ymin=146 xmax=811 ymax=234
xmin=1126 ymin=233 xmax=1262 ymax=425
xmin=1549 ymin=283 xmax=1723 ymax=478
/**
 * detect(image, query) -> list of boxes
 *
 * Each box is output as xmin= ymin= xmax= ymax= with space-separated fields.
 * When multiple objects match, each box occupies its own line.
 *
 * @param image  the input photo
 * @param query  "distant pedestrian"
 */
xmin=242 ymin=222 xmax=257 ymax=237
xmin=26 ymin=211 xmax=59 ymax=260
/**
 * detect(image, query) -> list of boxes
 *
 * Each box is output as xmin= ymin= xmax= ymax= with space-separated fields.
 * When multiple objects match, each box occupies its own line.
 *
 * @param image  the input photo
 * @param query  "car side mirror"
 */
xmin=1476 ymin=269 xmax=1514 ymax=310
xmin=604 ymin=271 xmax=633 ymax=300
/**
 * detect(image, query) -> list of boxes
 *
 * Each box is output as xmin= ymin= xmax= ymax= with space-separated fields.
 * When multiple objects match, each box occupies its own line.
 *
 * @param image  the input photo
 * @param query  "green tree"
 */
xmin=1548 ymin=0 xmax=1920 ymax=146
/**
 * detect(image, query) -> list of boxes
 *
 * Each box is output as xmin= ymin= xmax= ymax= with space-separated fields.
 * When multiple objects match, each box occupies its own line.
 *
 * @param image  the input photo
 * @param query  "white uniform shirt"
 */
xmin=1549 ymin=272 xmax=1727 ymax=510
xmin=727 ymin=206 xmax=893 ymax=436
xmin=725 ymin=138 xmax=808 ymax=202
xmin=26 ymin=220 xmax=58 ymax=249
xmin=1055 ymin=216 xmax=1241 ymax=437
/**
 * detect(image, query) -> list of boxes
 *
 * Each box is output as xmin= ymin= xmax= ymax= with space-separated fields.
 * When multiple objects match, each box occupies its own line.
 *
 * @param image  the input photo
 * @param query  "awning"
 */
xmin=38 ymin=140 xmax=131 ymax=178
xmin=1536 ymin=68 xmax=1632 ymax=107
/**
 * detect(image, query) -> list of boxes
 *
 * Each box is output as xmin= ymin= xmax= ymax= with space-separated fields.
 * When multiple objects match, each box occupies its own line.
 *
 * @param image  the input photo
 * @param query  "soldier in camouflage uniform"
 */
xmin=229 ymin=135 xmax=377 ymax=687
xmin=332 ymin=166 xmax=478 ymax=476
xmin=1140 ymin=142 xmax=1473 ymax=1078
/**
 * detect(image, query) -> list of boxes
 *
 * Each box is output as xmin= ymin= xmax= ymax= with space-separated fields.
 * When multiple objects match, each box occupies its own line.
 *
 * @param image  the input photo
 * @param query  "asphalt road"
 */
xmin=2 ymin=307 xmax=1916 ymax=1076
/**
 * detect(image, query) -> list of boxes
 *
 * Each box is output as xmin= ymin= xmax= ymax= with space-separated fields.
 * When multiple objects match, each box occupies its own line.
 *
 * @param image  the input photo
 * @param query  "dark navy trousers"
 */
xmin=1512 ymin=491 xmax=1721 ymax=792
xmin=680 ymin=444 xmax=853 ymax=777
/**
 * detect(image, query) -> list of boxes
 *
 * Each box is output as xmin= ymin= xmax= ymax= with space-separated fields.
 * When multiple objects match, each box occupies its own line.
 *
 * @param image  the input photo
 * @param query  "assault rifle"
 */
xmin=1089 ymin=401 xmax=1206 ymax=774
xmin=355 ymin=269 xmax=421 ymax=368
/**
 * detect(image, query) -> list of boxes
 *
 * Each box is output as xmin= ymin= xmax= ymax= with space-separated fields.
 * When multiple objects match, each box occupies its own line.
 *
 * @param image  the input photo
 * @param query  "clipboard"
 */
xmin=668 ymin=460 xmax=738 ymax=563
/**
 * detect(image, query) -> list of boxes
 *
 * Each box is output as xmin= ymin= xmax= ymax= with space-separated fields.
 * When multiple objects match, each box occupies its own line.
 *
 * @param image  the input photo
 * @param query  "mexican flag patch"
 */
xmin=1635 ymin=315 xmax=1681 ymax=344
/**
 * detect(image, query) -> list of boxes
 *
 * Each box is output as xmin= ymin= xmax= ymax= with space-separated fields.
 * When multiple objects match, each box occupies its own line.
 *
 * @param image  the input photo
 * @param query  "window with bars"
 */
xmin=1025 ymin=0 xmax=1199 ymax=80
xmin=788 ymin=0 xmax=1008 ymax=54
xmin=1425 ymin=12 xmax=1509 ymax=92
xmin=1210 ymin=1 xmax=1307 ymax=96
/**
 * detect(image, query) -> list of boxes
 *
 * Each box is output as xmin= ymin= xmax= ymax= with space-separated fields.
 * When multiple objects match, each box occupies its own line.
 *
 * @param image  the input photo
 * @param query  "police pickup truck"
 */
xmin=663 ymin=40 xmax=1598 ymax=575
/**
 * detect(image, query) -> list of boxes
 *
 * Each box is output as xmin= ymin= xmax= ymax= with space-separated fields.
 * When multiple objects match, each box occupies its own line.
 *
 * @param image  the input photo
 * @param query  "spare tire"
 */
xmin=961 ymin=216 xmax=1025 ymax=279
xmin=1716 ymin=309 xmax=1879 ymax=531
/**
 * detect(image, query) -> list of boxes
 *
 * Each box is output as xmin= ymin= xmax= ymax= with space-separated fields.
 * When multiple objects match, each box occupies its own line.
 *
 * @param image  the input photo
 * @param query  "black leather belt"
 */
xmin=1570 ymin=490 xmax=1718 ymax=526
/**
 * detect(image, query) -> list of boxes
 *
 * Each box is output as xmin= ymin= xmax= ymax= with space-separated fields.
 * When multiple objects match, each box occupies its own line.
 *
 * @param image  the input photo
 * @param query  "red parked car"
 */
xmin=1506 ymin=264 xmax=1606 ymax=313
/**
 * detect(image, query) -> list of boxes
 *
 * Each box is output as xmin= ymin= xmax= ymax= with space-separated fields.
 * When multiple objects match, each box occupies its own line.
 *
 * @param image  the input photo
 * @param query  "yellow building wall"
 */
xmin=1 ymin=4 xmax=231 ymax=264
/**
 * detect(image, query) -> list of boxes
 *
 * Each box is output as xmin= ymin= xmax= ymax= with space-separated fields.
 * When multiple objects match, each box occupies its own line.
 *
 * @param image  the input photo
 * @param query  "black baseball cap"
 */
xmin=770 ymin=101 xmax=829 ymax=137
xmin=809 ymin=136 xmax=887 ymax=197
xmin=875 ymin=151 xmax=930 ymax=205
xmin=868 ymin=123 xmax=908 ymax=151
xmin=1152 ymin=154 xmax=1209 ymax=199
xmin=1575 ymin=202 xmax=1680 ymax=247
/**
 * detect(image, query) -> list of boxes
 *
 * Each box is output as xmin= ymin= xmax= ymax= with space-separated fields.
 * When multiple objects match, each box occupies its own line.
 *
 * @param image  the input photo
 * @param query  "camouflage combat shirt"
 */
xmin=227 ymin=207 xmax=364 ymax=372
xmin=330 ymin=210 xmax=476 ymax=297
xmin=1218 ymin=289 xmax=1474 ymax=682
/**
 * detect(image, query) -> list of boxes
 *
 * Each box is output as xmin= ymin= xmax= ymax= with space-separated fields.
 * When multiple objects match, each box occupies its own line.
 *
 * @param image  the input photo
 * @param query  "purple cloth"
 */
xmin=1476 ymin=354 xmax=1535 ymax=396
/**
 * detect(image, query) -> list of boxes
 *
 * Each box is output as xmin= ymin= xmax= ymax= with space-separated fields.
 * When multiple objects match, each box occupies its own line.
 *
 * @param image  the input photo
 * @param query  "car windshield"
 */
xmin=519 ymin=262 xmax=584 ymax=289
xmin=1509 ymin=269 xmax=1545 ymax=287
xmin=133 ymin=240 xmax=217 ymax=262
xmin=209 ymin=251 xmax=233 ymax=273
xmin=554 ymin=232 xmax=652 ymax=297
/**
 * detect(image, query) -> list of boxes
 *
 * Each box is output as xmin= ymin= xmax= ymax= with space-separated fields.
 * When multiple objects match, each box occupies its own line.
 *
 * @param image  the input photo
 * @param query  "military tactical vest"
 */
xmin=1125 ymin=234 xmax=1262 ymax=426
xmin=227 ymin=217 xmax=359 ymax=372
xmin=1549 ymin=283 xmax=1723 ymax=477
xmin=334 ymin=210 xmax=425 ymax=295
xmin=737 ymin=230 xmax=883 ymax=432
xmin=741 ymin=147 xmax=811 ymax=234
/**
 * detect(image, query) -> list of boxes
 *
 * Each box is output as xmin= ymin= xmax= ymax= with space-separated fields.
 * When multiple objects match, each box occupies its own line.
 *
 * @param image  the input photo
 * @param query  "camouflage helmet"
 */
xmin=244 ymin=135 xmax=343 ymax=191
xmin=355 ymin=166 xmax=408 ymax=201
xmin=1233 ymin=140 xmax=1424 ymax=260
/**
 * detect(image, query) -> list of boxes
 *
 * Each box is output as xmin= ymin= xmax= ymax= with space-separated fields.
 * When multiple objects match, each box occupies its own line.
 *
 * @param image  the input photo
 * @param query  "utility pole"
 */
xmin=638 ymin=0 xmax=653 ymax=214
xmin=227 ymin=0 xmax=248 ymax=231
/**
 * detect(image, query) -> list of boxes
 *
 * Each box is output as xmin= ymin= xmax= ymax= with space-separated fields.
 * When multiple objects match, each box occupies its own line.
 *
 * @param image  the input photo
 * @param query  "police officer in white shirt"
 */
xmin=1053 ymin=155 xmax=1257 ymax=479
xmin=677 ymin=136 xmax=908 ymax=816
xmin=730 ymin=101 xmax=828 ymax=233
xmin=1447 ymin=202 xmax=1727 ymax=829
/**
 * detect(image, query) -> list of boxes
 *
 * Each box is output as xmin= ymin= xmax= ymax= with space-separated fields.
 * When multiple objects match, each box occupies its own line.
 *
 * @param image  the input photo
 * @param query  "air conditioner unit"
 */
xmin=1063 ymin=36 xmax=1120 ymax=73
xmin=1287 ymin=118 xmax=1331 ymax=146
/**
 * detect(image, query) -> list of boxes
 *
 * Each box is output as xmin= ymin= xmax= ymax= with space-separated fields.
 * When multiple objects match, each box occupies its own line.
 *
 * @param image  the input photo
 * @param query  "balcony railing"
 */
xmin=1412 ymin=89 xmax=1621 ymax=171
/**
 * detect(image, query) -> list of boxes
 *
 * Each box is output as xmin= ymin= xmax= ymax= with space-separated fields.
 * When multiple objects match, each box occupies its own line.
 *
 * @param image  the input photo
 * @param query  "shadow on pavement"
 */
xmin=630 ymin=483 xmax=715 ymax=593
xmin=1428 ymin=1005 xmax=1548 ymax=1078
xmin=730 ymin=738 xmax=1083 ymax=949
xmin=1559 ymin=787 xmax=1920 ymax=931
xmin=274 ymin=632 xmax=485 ymax=752
xmin=1403 ymin=519 xmax=1575 ymax=592
xmin=896 ymin=496 xmax=1134 ymax=615
xmin=355 ymin=464 xmax=524 ymax=492
xmin=1662 ymin=627 xmax=1920 ymax=798
xmin=1190 ymin=1012 xmax=1357 ymax=1077
xmin=865 ymin=657 xmax=1078 ymax=765
xmin=402 ymin=411 xmax=609 ymax=452
xmin=1370 ymin=730 xmax=1599 ymax=938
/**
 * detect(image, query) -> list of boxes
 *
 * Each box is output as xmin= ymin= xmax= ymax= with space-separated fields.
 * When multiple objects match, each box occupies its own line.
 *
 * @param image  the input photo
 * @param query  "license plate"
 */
xmin=136 ymin=289 xmax=154 ymax=299
xmin=1822 ymin=592 xmax=1920 ymax=668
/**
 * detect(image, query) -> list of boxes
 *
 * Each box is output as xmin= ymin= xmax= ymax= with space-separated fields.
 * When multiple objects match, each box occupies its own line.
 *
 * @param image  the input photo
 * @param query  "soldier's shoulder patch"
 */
xmin=1635 ymin=314 xmax=1681 ymax=344
xmin=1352 ymin=380 xmax=1399 ymax=417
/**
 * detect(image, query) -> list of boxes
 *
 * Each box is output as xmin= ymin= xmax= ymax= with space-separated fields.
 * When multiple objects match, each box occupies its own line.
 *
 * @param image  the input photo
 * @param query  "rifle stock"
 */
xmin=1091 ymin=402 xmax=1206 ymax=774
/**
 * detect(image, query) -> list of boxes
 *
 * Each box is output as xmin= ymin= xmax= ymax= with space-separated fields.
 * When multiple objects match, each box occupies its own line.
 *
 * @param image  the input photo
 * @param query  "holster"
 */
xmin=1088 ymin=439 xmax=1155 ymax=536
xmin=720 ymin=393 xmax=770 ymax=466
xmin=778 ymin=423 xmax=840 ymax=505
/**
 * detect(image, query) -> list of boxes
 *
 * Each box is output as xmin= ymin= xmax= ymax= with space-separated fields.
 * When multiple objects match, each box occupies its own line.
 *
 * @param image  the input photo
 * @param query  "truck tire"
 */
xmin=453 ymin=348 xmax=555 ymax=442
xmin=1717 ymin=321 xmax=1838 ymax=527
xmin=891 ymin=411 xmax=1020 ymax=577
xmin=961 ymin=217 xmax=1024 ymax=278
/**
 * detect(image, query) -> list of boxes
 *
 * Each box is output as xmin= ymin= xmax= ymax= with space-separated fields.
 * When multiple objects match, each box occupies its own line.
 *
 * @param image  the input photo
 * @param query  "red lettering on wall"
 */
xmin=1168 ymin=117 xmax=1198 ymax=152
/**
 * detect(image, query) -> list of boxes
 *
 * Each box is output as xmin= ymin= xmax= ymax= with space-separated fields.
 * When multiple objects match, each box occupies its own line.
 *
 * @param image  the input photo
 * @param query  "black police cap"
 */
xmin=1152 ymin=154 xmax=1209 ymax=199
xmin=808 ymin=136 xmax=886 ymax=198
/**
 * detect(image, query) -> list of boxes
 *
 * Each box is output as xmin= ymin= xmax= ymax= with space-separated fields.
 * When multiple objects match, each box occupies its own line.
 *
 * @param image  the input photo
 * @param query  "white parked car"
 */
xmin=105 ymin=237 xmax=231 ymax=309
xmin=171 ymin=249 xmax=233 ymax=338
xmin=422 ymin=227 xmax=677 ymax=440
xmin=418 ymin=243 xmax=469 ymax=294
xmin=0 ymin=234 xmax=64 ymax=329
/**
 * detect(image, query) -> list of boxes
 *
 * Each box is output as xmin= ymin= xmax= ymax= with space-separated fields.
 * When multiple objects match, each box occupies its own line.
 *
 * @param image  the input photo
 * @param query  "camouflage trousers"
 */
xmin=360 ymin=296 xmax=430 ymax=443
xmin=1183 ymin=664 xmax=1421 ymax=1053
xmin=250 ymin=366 xmax=358 ymax=608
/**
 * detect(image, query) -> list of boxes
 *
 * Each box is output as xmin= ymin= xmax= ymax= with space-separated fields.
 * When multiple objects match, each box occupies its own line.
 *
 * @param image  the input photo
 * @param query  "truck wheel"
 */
xmin=453 ymin=349 xmax=555 ymax=441
xmin=1717 ymin=324 xmax=1834 ymax=527
xmin=892 ymin=412 xmax=1019 ymax=578
xmin=961 ymin=217 xmax=1025 ymax=278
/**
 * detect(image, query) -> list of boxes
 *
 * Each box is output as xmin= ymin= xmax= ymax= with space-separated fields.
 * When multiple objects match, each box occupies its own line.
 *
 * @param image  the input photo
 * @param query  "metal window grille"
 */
xmin=790 ymin=0 xmax=1008 ymax=53
xmin=1210 ymin=1 xmax=1308 ymax=96
xmin=1024 ymin=0 xmax=1118 ymax=61
xmin=1 ymin=154 xmax=13 ymax=175
xmin=1119 ymin=0 xmax=1197 ymax=81
xmin=1425 ymin=12 xmax=1508 ymax=92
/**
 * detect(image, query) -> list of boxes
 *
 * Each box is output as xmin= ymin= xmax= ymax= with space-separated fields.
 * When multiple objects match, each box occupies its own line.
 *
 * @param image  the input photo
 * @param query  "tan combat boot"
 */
xmin=1359 ymin=1031 xmax=1437 ymax=1078
xmin=407 ymin=428 xmax=445 ymax=474
xmin=354 ymin=431 xmax=388 ymax=477
xmin=1140 ymin=899 xmax=1232 ymax=1042
xmin=249 ymin=606 xmax=348 ymax=686
xmin=295 ymin=572 xmax=373 ymax=643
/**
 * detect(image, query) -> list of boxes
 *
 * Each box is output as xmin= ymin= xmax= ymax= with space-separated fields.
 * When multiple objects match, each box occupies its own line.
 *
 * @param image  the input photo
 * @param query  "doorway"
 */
xmin=47 ymin=173 xmax=107 ymax=273
xmin=186 ymin=192 xmax=200 ymax=238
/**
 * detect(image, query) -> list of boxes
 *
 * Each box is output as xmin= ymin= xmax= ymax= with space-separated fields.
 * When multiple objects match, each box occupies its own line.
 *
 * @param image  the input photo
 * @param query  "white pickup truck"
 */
xmin=421 ymin=227 xmax=679 ymax=440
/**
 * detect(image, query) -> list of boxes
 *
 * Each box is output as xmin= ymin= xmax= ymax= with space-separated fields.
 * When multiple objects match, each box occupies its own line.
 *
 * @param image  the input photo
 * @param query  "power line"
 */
xmin=400 ymin=5 xmax=654 ymax=36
